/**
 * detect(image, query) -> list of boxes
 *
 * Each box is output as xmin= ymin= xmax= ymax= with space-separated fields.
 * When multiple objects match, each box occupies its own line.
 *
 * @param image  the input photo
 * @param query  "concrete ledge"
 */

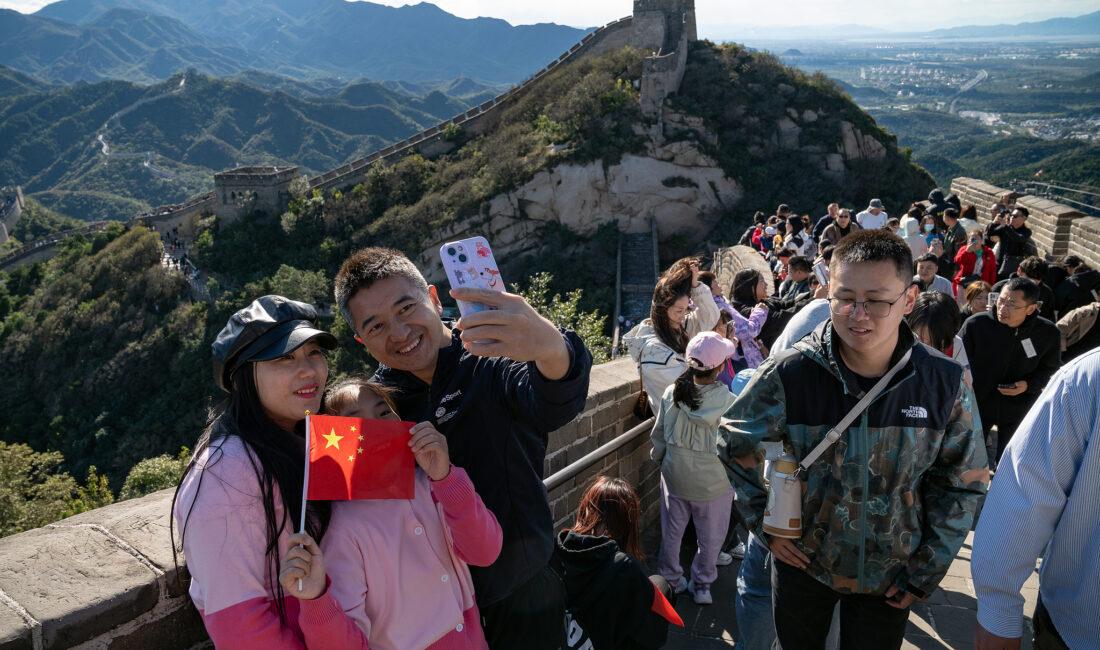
xmin=0 ymin=525 xmax=160 ymax=648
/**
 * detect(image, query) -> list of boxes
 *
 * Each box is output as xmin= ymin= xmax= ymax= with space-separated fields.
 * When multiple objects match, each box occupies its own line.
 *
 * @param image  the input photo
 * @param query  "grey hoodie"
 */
xmin=651 ymin=381 xmax=737 ymax=501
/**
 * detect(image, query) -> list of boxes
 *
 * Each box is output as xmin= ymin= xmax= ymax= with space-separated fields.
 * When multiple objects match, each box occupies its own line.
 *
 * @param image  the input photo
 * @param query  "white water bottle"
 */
xmin=763 ymin=451 xmax=802 ymax=539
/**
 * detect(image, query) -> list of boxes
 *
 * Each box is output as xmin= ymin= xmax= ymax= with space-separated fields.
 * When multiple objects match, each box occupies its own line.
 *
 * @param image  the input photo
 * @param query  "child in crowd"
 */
xmin=651 ymin=332 xmax=738 ymax=606
xmin=279 ymin=378 xmax=502 ymax=649
xmin=555 ymin=476 xmax=679 ymax=649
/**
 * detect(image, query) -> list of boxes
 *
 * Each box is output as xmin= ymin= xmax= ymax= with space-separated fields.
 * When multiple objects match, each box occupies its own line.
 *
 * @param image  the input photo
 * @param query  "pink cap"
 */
xmin=685 ymin=331 xmax=738 ymax=371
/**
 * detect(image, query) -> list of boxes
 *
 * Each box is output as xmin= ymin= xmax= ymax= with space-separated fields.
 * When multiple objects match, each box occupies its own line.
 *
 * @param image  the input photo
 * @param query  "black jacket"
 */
xmin=985 ymin=223 xmax=1034 ymax=276
xmin=1055 ymin=269 xmax=1100 ymax=316
xmin=374 ymin=327 xmax=592 ymax=607
xmin=738 ymin=224 xmax=759 ymax=246
xmin=959 ymin=311 xmax=1061 ymax=426
xmin=555 ymin=531 xmax=671 ymax=649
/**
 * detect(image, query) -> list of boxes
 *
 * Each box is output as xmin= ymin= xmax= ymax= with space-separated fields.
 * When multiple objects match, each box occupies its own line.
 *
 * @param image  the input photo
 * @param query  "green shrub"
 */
xmin=119 ymin=448 xmax=190 ymax=500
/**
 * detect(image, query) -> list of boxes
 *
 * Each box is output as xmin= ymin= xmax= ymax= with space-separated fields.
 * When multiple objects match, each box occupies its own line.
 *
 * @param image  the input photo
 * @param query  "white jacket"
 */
xmin=623 ymin=283 xmax=719 ymax=413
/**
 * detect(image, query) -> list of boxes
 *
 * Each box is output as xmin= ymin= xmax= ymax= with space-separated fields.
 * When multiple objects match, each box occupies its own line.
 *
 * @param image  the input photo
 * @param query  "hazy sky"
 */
xmin=2 ymin=0 xmax=1096 ymax=33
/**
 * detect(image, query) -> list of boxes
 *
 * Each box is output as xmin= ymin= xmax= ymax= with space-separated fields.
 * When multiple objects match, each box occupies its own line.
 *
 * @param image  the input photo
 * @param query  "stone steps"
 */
xmin=620 ymin=229 xmax=658 ymax=325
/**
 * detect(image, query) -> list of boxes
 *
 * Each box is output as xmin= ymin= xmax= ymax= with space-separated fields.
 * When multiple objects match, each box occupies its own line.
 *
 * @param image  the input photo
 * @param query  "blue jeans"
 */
xmin=735 ymin=532 xmax=774 ymax=650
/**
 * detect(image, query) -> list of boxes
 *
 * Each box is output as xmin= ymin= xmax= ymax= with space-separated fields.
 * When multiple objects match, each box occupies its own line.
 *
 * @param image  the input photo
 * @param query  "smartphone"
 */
xmin=813 ymin=261 xmax=830 ymax=287
xmin=998 ymin=383 xmax=1017 ymax=390
xmin=439 ymin=236 xmax=504 ymax=317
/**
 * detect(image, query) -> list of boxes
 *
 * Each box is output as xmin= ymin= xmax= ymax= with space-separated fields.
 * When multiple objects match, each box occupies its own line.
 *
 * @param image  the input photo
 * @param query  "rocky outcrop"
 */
xmin=839 ymin=120 xmax=887 ymax=161
xmin=417 ymin=135 xmax=740 ymax=283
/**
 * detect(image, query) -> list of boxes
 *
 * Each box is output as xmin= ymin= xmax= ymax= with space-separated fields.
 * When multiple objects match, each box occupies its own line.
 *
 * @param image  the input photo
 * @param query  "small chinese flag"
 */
xmin=306 ymin=415 xmax=415 ymax=500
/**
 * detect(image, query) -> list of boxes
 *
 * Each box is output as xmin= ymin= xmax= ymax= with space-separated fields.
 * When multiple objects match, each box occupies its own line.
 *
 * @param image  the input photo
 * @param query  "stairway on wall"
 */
xmin=619 ymin=224 xmax=659 ymax=327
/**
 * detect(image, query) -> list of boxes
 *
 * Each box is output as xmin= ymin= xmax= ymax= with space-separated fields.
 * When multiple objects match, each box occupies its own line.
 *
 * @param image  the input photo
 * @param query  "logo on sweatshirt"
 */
xmin=901 ymin=405 xmax=928 ymax=420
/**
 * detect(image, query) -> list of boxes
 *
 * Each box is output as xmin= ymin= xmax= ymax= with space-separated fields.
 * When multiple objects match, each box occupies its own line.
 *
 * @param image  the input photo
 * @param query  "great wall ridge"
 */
xmin=0 ymin=0 xmax=697 ymax=271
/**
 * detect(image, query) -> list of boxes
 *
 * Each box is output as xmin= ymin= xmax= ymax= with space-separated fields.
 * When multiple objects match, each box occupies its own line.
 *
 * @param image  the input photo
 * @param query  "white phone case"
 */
xmin=439 ymin=236 xmax=504 ymax=317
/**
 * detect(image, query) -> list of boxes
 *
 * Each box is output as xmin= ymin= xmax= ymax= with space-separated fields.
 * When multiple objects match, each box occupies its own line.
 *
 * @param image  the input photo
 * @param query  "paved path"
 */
xmin=646 ymin=530 xmax=1039 ymax=649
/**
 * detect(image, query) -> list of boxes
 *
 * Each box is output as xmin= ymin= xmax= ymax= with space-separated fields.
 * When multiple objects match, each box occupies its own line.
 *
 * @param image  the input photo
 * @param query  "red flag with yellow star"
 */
xmin=305 ymin=415 xmax=415 ymax=500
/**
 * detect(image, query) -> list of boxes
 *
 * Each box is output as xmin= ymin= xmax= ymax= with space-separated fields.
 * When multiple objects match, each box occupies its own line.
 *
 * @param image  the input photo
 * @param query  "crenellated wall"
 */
xmin=949 ymin=177 xmax=1087 ymax=259
xmin=0 ymin=359 xmax=654 ymax=649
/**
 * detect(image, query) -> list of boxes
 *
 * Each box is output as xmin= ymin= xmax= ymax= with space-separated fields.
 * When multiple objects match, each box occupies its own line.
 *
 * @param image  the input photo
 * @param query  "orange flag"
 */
xmin=306 ymin=415 xmax=415 ymax=500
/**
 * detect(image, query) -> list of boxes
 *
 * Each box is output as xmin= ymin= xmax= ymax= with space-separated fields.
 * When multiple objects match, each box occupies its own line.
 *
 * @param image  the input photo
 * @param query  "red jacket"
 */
xmin=953 ymin=246 xmax=997 ymax=291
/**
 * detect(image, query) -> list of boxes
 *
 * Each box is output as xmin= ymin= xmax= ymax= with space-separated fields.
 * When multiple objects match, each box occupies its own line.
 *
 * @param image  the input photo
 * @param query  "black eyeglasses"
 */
xmin=829 ymin=290 xmax=909 ymax=319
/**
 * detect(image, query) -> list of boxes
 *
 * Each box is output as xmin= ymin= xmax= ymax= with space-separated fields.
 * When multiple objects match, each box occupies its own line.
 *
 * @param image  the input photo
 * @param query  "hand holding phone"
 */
xmin=813 ymin=261 xmax=830 ymax=288
xmin=440 ymin=236 xmax=504 ymax=317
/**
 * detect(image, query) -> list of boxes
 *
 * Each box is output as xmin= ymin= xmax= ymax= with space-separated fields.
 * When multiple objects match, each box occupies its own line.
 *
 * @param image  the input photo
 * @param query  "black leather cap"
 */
xmin=211 ymin=295 xmax=337 ymax=393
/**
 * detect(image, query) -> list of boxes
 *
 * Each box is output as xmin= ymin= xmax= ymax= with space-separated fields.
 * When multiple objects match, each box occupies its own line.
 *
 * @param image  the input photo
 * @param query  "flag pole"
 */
xmin=297 ymin=410 xmax=311 ymax=592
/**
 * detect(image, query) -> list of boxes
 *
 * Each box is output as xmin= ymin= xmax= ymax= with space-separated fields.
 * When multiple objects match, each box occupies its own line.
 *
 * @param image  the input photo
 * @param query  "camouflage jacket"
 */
xmin=718 ymin=322 xmax=989 ymax=597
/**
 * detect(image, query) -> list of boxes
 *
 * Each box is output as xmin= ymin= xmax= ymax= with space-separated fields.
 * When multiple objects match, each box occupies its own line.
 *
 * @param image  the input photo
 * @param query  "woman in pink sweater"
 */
xmin=173 ymin=297 xmax=501 ymax=649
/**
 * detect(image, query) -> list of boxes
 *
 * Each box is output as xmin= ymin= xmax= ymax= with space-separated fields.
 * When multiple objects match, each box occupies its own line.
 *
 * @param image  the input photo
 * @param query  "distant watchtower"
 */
xmin=214 ymin=166 xmax=299 ymax=223
xmin=632 ymin=0 xmax=696 ymax=53
xmin=632 ymin=0 xmax=695 ymax=117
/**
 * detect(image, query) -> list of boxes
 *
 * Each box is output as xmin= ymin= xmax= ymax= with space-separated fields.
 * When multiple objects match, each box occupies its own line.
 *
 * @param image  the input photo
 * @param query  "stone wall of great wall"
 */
xmin=950 ymin=177 xmax=1100 ymax=262
xmin=0 ymin=358 xmax=655 ymax=649
xmin=0 ymin=186 xmax=25 ymax=245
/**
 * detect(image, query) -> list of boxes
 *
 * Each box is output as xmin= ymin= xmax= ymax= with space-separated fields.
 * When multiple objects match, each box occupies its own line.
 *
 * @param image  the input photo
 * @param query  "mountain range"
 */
xmin=0 ymin=70 xmax=496 ymax=219
xmin=0 ymin=0 xmax=590 ymax=85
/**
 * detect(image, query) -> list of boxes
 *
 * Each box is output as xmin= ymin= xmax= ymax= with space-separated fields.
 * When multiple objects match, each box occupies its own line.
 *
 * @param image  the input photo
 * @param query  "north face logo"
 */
xmin=902 ymin=406 xmax=928 ymax=419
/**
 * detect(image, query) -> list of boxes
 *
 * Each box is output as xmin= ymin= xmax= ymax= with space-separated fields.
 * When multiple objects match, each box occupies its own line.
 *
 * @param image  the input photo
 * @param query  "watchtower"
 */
xmin=632 ymin=0 xmax=696 ymax=52
xmin=213 ymin=166 xmax=299 ymax=223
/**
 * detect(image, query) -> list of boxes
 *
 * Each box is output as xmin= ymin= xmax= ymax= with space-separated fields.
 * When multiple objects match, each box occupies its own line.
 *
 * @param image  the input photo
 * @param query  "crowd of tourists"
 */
xmin=622 ymin=190 xmax=1098 ymax=650
xmin=170 ymin=189 xmax=1097 ymax=650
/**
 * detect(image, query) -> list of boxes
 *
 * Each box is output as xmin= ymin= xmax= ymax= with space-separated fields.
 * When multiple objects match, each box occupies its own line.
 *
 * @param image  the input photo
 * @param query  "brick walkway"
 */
xmin=646 ymin=531 xmax=1039 ymax=649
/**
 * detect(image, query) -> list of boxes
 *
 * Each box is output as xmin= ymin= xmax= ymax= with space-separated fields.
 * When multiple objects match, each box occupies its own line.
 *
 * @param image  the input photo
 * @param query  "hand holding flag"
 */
xmin=408 ymin=422 xmax=451 ymax=481
xmin=280 ymin=532 xmax=325 ymax=600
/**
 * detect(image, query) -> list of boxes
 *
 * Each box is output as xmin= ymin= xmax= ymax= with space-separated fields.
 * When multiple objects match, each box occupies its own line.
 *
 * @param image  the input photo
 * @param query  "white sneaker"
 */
xmin=716 ymin=550 xmax=735 ymax=566
xmin=730 ymin=541 xmax=747 ymax=560
xmin=688 ymin=580 xmax=713 ymax=605
xmin=670 ymin=576 xmax=689 ymax=594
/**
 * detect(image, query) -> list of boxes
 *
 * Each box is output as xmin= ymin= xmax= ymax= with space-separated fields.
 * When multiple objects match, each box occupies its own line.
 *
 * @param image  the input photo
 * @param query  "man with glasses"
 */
xmin=719 ymin=230 xmax=987 ymax=650
xmin=960 ymin=277 xmax=1061 ymax=466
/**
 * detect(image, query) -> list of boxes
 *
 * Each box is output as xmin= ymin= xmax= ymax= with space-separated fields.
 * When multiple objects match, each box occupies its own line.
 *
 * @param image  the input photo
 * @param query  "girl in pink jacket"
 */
xmin=174 ymin=298 xmax=501 ymax=650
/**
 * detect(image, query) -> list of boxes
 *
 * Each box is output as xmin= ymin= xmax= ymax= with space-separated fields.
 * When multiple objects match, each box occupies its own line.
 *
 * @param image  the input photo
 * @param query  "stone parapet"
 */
xmin=1069 ymin=217 xmax=1100 ymax=270
xmin=0 ymin=358 xmax=649 ymax=648
xmin=951 ymin=177 xmax=1085 ymax=259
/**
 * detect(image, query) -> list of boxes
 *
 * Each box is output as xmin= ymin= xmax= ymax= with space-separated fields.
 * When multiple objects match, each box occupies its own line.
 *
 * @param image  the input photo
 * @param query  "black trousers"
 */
xmin=480 ymin=562 xmax=566 ymax=650
xmin=772 ymin=560 xmax=910 ymax=650
xmin=1034 ymin=597 xmax=1070 ymax=650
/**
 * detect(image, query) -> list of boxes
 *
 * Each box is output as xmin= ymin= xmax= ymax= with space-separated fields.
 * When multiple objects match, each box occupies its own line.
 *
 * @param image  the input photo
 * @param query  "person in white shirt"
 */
xmin=856 ymin=198 xmax=888 ymax=230
xmin=972 ymin=349 xmax=1100 ymax=650
xmin=915 ymin=253 xmax=955 ymax=298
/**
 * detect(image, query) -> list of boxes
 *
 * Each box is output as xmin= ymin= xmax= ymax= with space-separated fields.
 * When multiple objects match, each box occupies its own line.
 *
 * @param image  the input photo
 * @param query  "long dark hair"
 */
xmin=649 ymin=265 xmax=693 ymax=353
xmin=571 ymin=476 xmax=644 ymax=560
xmin=907 ymin=291 xmax=962 ymax=353
xmin=171 ymin=363 xmax=332 ymax=624
xmin=672 ymin=364 xmax=721 ymax=410
xmin=731 ymin=269 xmax=763 ymax=308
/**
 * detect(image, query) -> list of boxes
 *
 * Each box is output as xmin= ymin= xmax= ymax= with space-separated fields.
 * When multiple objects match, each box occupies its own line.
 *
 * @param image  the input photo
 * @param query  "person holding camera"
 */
xmin=718 ymin=230 xmax=988 ymax=650
xmin=986 ymin=206 xmax=1036 ymax=281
